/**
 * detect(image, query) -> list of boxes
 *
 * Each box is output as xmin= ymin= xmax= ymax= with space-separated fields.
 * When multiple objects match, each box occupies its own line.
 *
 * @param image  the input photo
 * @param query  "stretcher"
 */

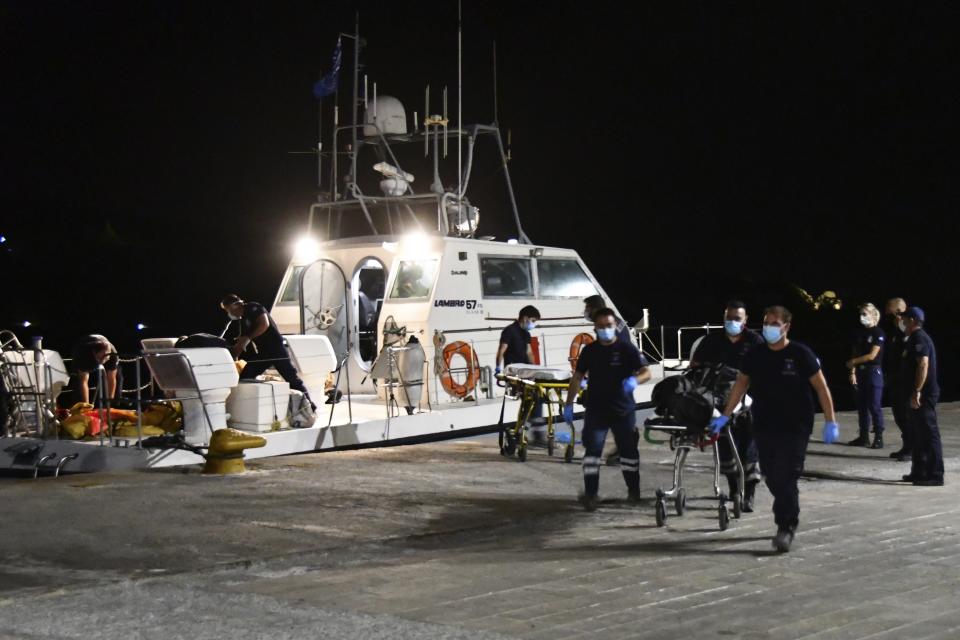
xmin=496 ymin=364 xmax=576 ymax=463
xmin=643 ymin=396 xmax=751 ymax=531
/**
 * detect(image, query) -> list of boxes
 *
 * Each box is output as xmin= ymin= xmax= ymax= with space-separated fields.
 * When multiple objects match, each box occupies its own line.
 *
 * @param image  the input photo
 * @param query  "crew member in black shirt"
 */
xmin=220 ymin=294 xmax=313 ymax=407
xmin=712 ymin=306 xmax=838 ymax=553
xmin=690 ymin=300 xmax=765 ymax=511
xmin=882 ymin=297 xmax=911 ymax=460
xmin=845 ymin=302 xmax=886 ymax=449
xmin=564 ymin=308 xmax=651 ymax=511
xmin=898 ymin=307 xmax=943 ymax=486
xmin=495 ymin=305 xmax=540 ymax=374
xmin=71 ymin=334 xmax=120 ymax=403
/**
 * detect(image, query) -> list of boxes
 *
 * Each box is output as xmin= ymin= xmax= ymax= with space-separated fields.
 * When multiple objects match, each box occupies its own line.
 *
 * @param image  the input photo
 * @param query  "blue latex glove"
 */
xmin=823 ymin=421 xmax=840 ymax=444
xmin=579 ymin=377 xmax=588 ymax=389
xmin=622 ymin=376 xmax=639 ymax=395
xmin=555 ymin=430 xmax=571 ymax=444
xmin=562 ymin=404 xmax=575 ymax=424
xmin=494 ymin=366 xmax=502 ymax=376
xmin=709 ymin=415 xmax=730 ymax=435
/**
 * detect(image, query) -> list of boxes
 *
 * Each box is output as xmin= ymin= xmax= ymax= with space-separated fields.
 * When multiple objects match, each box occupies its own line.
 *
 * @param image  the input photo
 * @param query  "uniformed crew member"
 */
xmin=898 ymin=307 xmax=943 ymax=486
xmin=564 ymin=308 xmax=651 ymax=511
xmin=882 ymin=297 xmax=911 ymax=460
xmin=845 ymin=302 xmax=886 ymax=449
xmin=583 ymin=295 xmax=634 ymax=347
xmin=220 ymin=294 xmax=313 ymax=407
xmin=71 ymin=334 xmax=120 ymax=404
xmin=494 ymin=305 xmax=540 ymax=375
xmin=711 ymin=306 xmax=838 ymax=553
xmin=690 ymin=300 xmax=765 ymax=512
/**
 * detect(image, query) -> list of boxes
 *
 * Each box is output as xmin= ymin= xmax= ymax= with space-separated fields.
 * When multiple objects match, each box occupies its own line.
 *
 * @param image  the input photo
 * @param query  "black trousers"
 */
xmin=885 ymin=382 xmax=912 ymax=450
xmin=582 ymin=410 xmax=640 ymax=497
xmin=910 ymin=394 xmax=943 ymax=481
xmin=718 ymin=413 xmax=761 ymax=486
xmin=756 ymin=429 xmax=810 ymax=531
xmin=240 ymin=351 xmax=310 ymax=399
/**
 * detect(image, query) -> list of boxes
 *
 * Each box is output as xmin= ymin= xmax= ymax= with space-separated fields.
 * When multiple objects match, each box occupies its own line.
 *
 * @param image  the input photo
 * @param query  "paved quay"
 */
xmin=2 ymin=404 xmax=960 ymax=639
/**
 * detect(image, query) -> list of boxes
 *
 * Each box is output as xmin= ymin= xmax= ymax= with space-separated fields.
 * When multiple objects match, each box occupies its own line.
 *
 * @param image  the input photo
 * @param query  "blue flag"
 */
xmin=313 ymin=38 xmax=342 ymax=99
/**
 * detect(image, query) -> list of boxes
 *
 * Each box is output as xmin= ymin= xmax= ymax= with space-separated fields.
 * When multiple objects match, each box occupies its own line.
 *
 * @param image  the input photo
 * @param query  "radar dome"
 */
xmin=364 ymin=96 xmax=407 ymax=136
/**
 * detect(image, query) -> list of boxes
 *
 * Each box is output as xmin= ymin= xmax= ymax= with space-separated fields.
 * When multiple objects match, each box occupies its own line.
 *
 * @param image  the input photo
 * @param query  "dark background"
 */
xmin=2 ymin=1 xmax=958 ymax=406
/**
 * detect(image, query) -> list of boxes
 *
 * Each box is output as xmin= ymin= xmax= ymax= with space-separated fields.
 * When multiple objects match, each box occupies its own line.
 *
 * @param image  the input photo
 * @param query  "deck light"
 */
xmin=293 ymin=236 xmax=321 ymax=265
xmin=22 ymin=320 xmax=31 ymax=328
xmin=401 ymin=232 xmax=431 ymax=256
xmin=136 ymin=323 xmax=146 ymax=331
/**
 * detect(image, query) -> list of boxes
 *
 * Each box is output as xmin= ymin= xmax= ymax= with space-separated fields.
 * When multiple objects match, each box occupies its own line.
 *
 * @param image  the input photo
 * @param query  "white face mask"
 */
xmin=898 ymin=319 xmax=907 ymax=332
xmin=860 ymin=315 xmax=872 ymax=327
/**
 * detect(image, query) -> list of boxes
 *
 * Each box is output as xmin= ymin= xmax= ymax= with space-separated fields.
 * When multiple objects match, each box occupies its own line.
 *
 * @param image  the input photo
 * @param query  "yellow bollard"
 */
xmin=203 ymin=428 xmax=266 ymax=475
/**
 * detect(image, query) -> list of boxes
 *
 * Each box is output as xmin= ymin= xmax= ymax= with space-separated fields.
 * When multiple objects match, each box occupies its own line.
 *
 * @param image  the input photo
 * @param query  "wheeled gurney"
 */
xmin=497 ymin=363 xmax=576 ymax=463
xmin=644 ymin=395 xmax=751 ymax=531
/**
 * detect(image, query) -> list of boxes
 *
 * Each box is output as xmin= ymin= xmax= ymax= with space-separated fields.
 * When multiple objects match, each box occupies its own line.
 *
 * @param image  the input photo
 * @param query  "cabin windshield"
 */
xmin=388 ymin=259 xmax=439 ymax=299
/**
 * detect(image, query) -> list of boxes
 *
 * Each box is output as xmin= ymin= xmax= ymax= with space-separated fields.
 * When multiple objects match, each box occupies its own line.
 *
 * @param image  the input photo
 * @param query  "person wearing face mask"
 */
xmin=495 ymin=305 xmax=541 ymax=375
xmin=710 ymin=306 xmax=838 ymax=553
xmin=219 ymin=294 xmax=313 ymax=408
xmin=844 ymin=303 xmax=886 ymax=448
xmin=583 ymin=295 xmax=634 ymax=347
xmin=898 ymin=307 xmax=943 ymax=486
xmin=563 ymin=308 xmax=651 ymax=511
xmin=882 ymin=297 xmax=912 ymax=460
xmin=689 ymin=300 xmax=765 ymax=511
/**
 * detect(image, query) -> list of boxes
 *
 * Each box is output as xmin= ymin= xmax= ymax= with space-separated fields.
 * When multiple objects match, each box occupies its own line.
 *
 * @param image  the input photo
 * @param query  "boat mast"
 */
xmin=457 ymin=0 xmax=462 ymax=200
xmin=350 ymin=12 xmax=360 ymax=199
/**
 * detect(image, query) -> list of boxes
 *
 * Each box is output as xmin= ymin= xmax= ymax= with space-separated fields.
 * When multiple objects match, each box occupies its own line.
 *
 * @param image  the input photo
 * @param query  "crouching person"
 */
xmin=564 ymin=308 xmax=651 ymax=511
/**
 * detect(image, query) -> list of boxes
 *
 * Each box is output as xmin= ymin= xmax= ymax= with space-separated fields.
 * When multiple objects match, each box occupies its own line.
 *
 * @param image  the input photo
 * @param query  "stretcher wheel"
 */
xmin=517 ymin=446 xmax=527 ymax=462
xmin=674 ymin=489 xmax=686 ymax=516
xmin=564 ymin=444 xmax=575 ymax=463
xmin=732 ymin=494 xmax=742 ymax=519
xmin=655 ymin=500 xmax=667 ymax=527
xmin=547 ymin=436 xmax=555 ymax=457
xmin=719 ymin=506 xmax=729 ymax=531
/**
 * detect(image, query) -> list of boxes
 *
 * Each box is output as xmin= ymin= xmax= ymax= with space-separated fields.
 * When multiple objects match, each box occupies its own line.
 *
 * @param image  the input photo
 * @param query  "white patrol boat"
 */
xmin=0 ymin=21 xmax=669 ymax=473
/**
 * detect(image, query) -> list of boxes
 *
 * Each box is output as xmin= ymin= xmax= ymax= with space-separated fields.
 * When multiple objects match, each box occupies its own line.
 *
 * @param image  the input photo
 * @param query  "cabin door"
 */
xmin=298 ymin=259 xmax=350 ymax=366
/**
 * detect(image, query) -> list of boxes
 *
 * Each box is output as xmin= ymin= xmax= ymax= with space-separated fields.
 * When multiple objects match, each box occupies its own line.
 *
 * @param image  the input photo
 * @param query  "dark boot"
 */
xmin=726 ymin=475 xmax=738 ymax=499
xmin=870 ymin=434 xmax=884 ymax=449
xmin=847 ymin=433 xmax=870 ymax=446
xmin=742 ymin=480 xmax=757 ymax=513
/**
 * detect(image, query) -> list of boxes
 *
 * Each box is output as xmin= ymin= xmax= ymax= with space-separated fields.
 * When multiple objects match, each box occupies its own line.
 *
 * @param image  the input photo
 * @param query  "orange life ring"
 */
xmin=440 ymin=341 xmax=480 ymax=398
xmin=569 ymin=333 xmax=594 ymax=371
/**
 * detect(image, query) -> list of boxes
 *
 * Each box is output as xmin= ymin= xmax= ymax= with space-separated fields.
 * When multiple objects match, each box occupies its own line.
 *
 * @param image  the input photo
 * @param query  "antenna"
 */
xmin=363 ymin=75 xmax=368 ymax=111
xmin=492 ymin=41 xmax=498 ymax=124
xmin=457 ymin=0 xmax=462 ymax=198
xmin=373 ymin=81 xmax=378 ymax=125
xmin=424 ymin=85 xmax=430 ymax=157
xmin=442 ymin=86 xmax=448 ymax=158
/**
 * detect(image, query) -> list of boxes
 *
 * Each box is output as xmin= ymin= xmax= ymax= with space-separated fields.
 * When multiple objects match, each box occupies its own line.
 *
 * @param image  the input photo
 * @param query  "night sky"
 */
xmin=3 ymin=2 xmax=959 ymax=403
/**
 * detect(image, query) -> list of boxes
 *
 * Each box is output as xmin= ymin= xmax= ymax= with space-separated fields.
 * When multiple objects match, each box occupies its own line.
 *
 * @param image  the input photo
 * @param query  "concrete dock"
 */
xmin=2 ymin=404 xmax=959 ymax=639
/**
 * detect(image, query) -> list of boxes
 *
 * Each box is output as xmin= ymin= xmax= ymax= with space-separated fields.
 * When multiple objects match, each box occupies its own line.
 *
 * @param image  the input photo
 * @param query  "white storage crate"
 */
xmin=226 ymin=381 xmax=290 ymax=433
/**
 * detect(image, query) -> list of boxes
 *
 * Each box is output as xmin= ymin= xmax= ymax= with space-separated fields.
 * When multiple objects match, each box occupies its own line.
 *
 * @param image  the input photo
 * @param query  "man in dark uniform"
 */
xmin=564 ymin=308 xmax=651 ymax=511
xmin=71 ymin=334 xmax=120 ymax=403
xmin=845 ymin=303 xmax=886 ymax=449
xmin=882 ymin=298 xmax=911 ymax=460
xmin=690 ymin=300 xmax=765 ymax=511
xmin=712 ymin=306 xmax=838 ymax=553
xmin=220 ymin=294 xmax=313 ymax=407
xmin=898 ymin=307 xmax=943 ymax=486
xmin=494 ymin=305 xmax=540 ymax=374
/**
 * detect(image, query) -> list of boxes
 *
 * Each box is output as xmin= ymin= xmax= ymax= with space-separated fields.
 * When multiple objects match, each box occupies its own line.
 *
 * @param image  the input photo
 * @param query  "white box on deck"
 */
xmin=284 ymin=335 xmax=337 ymax=400
xmin=226 ymin=381 xmax=290 ymax=433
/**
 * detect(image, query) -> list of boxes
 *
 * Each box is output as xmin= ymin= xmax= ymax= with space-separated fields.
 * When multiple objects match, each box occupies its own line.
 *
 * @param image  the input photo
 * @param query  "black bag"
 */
xmin=175 ymin=334 xmax=230 ymax=349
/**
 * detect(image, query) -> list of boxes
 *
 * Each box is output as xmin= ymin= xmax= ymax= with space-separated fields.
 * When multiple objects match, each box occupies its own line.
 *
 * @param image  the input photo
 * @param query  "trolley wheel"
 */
xmin=547 ymin=436 xmax=555 ymax=457
xmin=732 ymin=494 xmax=742 ymax=519
xmin=655 ymin=500 xmax=667 ymax=527
xmin=564 ymin=444 xmax=575 ymax=463
xmin=719 ymin=506 xmax=729 ymax=531
xmin=502 ymin=440 xmax=516 ymax=456
xmin=674 ymin=488 xmax=687 ymax=516
xmin=517 ymin=446 xmax=527 ymax=462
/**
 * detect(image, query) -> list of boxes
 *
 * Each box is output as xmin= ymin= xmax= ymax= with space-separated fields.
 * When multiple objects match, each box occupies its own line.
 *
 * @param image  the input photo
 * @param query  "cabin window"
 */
xmin=389 ymin=259 xmax=438 ymax=299
xmin=278 ymin=266 xmax=306 ymax=304
xmin=480 ymin=257 xmax=533 ymax=298
xmin=536 ymin=258 xmax=597 ymax=298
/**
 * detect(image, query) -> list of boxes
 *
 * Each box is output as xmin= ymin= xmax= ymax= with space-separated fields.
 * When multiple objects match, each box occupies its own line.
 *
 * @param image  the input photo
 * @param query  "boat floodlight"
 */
xmin=529 ymin=247 xmax=544 ymax=257
xmin=401 ymin=232 xmax=432 ymax=256
xmin=293 ymin=236 xmax=321 ymax=265
xmin=136 ymin=323 xmax=147 ymax=331
xmin=21 ymin=320 xmax=30 ymax=328
xmin=506 ymin=238 xmax=518 ymax=245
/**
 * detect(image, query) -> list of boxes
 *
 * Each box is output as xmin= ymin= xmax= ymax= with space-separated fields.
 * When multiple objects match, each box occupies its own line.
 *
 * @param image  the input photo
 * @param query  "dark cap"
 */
xmin=902 ymin=306 xmax=925 ymax=323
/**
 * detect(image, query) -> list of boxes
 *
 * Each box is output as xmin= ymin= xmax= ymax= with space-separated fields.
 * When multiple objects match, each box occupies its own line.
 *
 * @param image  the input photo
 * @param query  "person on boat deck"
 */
xmin=564 ymin=308 xmax=651 ymax=511
xmin=496 ymin=305 xmax=545 ymax=441
xmin=845 ymin=302 xmax=886 ymax=449
xmin=689 ymin=299 xmax=765 ymax=512
xmin=711 ymin=305 xmax=838 ymax=553
xmin=583 ymin=295 xmax=634 ymax=348
xmin=71 ymin=334 xmax=120 ymax=404
xmin=220 ymin=294 xmax=314 ymax=408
